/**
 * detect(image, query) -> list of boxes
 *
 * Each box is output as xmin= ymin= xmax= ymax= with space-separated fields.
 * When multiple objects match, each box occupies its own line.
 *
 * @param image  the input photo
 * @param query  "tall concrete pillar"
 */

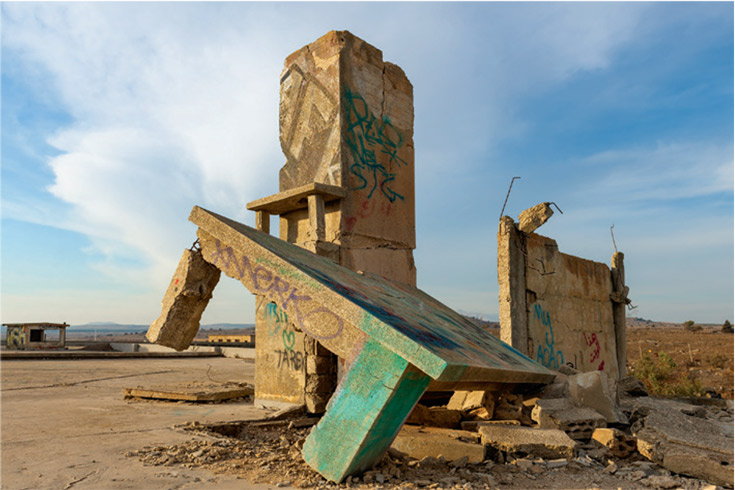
xmin=249 ymin=31 xmax=416 ymax=412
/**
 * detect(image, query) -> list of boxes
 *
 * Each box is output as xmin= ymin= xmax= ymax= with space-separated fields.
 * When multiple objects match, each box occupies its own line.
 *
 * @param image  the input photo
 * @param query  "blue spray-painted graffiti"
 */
xmin=534 ymin=304 xmax=564 ymax=369
xmin=344 ymin=87 xmax=407 ymax=203
xmin=266 ymin=302 xmax=295 ymax=350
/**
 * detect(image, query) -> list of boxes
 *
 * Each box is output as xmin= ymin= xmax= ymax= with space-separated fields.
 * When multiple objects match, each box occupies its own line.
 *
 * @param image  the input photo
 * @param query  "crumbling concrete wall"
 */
xmin=498 ymin=210 xmax=628 ymax=379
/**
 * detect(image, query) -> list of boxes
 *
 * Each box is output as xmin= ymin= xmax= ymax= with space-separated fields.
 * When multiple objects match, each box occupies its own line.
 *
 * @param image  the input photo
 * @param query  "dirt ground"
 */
xmin=626 ymin=326 xmax=734 ymax=399
xmin=2 ymin=355 xmax=730 ymax=490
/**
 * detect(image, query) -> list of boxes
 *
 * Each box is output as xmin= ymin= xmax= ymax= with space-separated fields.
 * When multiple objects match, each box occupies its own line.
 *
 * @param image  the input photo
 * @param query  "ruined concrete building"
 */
xmin=498 ymin=203 xmax=629 ymax=379
xmin=245 ymin=31 xmax=417 ymax=412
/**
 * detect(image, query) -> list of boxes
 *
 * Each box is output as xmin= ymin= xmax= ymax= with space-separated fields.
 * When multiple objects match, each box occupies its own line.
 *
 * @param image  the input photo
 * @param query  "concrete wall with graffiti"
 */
xmin=254 ymin=299 xmax=307 ymax=405
xmin=6 ymin=326 xmax=26 ymax=350
xmin=276 ymin=30 xmax=416 ymax=286
xmin=499 ymin=219 xmax=623 ymax=377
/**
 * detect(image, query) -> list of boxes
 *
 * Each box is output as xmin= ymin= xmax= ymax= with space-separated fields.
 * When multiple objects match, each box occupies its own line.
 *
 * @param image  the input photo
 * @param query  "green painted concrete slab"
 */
xmin=190 ymin=206 xmax=553 ymax=385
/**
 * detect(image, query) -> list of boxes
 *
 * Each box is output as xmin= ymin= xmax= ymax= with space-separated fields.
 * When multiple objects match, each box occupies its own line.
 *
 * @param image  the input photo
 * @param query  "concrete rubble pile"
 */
xmin=392 ymin=365 xmax=734 ymax=488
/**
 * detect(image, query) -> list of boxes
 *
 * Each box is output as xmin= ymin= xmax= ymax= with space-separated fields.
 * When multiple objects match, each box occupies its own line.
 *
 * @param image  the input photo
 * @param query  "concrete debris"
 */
xmin=447 ymin=391 xmax=495 ymax=420
xmin=493 ymin=393 xmax=523 ymax=421
xmin=391 ymin=425 xmax=485 ymax=464
xmin=568 ymin=371 xmax=628 ymax=424
xmin=531 ymin=398 xmax=606 ymax=440
xmin=406 ymin=404 xmax=463 ymax=429
xmin=640 ymin=474 xmax=680 ymax=488
xmin=618 ymin=376 xmax=649 ymax=397
xmin=147 ymin=248 xmax=221 ymax=351
xmin=517 ymin=203 xmax=555 ymax=234
xmin=479 ymin=424 xmax=577 ymax=460
xmin=632 ymin=403 xmax=734 ymax=487
xmin=591 ymin=428 xmax=637 ymax=458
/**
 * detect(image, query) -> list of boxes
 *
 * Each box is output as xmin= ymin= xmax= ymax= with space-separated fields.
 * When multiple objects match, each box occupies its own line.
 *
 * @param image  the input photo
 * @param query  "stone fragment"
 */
xmin=536 ymin=372 xmax=571 ymax=399
xmin=306 ymin=356 xmax=334 ymax=375
xmin=531 ymin=398 xmax=606 ymax=440
xmin=633 ymin=405 xmax=733 ymax=487
xmin=494 ymin=393 xmax=523 ymax=421
xmin=518 ymin=203 xmax=555 ymax=234
xmin=147 ymin=248 xmax=221 ymax=351
xmin=479 ymin=424 xmax=577 ymax=460
xmin=405 ymin=404 xmax=462 ymax=429
xmin=617 ymin=376 xmax=649 ymax=397
xmin=447 ymin=391 xmax=495 ymax=420
xmin=591 ymin=428 xmax=637 ymax=458
xmin=391 ymin=425 xmax=485 ymax=464
xmin=641 ymin=475 xmax=679 ymax=488
xmin=568 ymin=371 xmax=627 ymax=424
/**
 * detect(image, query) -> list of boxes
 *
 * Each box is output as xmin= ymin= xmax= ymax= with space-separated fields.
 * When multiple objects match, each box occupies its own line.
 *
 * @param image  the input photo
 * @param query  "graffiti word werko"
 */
xmin=210 ymin=239 xmax=344 ymax=341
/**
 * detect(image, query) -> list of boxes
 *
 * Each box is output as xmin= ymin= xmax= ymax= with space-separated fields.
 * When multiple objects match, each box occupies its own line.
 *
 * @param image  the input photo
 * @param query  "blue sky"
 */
xmin=2 ymin=2 xmax=732 ymax=325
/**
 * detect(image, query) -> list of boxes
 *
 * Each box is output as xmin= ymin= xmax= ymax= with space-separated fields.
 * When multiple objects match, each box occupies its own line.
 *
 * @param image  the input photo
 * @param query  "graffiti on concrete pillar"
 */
xmin=343 ymin=87 xmax=407 ymax=203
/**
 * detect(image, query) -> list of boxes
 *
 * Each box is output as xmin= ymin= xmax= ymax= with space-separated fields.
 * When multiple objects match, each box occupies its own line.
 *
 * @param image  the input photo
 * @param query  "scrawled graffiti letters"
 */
xmin=210 ymin=239 xmax=344 ymax=341
xmin=265 ymin=303 xmax=295 ymax=351
xmin=533 ymin=304 xmax=564 ymax=370
xmin=275 ymin=349 xmax=304 ymax=371
xmin=344 ymin=88 xmax=407 ymax=203
xmin=583 ymin=332 xmax=605 ymax=371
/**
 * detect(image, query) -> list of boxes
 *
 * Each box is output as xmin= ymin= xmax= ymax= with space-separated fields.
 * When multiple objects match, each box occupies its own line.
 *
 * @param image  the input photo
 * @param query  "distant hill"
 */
xmin=68 ymin=322 xmax=253 ymax=333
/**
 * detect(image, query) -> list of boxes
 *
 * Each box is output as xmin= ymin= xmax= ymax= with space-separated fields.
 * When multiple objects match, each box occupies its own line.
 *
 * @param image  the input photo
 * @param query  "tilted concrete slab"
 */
xmin=189 ymin=206 xmax=554 ymax=481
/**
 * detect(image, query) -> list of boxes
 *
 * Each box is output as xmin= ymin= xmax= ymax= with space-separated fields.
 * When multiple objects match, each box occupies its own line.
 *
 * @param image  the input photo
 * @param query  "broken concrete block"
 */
xmin=479 ymin=424 xmax=577 ymax=460
xmin=447 ymin=391 xmax=495 ymax=420
xmin=147 ymin=248 xmax=221 ymax=351
xmin=617 ymin=376 xmax=649 ymax=397
xmin=591 ymin=428 xmax=636 ymax=458
xmin=568 ymin=371 xmax=627 ymax=424
xmin=494 ymin=393 xmax=523 ymax=421
xmin=633 ymin=405 xmax=733 ymax=487
xmin=531 ymin=398 xmax=606 ymax=440
xmin=518 ymin=203 xmax=554 ymax=234
xmin=391 ymin=425 xmax=484 ymax=464
xmin=465 ymin=420 xmax=521 ymax=432
xmin=405 ymin=404 xmax=462 ymax=429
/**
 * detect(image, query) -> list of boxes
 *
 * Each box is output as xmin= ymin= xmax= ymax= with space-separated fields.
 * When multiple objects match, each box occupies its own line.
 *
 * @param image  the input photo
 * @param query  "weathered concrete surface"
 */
xmin=189 ymin=205 xmax=554 ymax=482
xmin=568 ymin=371 xmax=627 ymax=424
xmin=254 ymin=299 xmax=306 ymax=406
xmin=497 ymin=216 xmax=527 ymax=351
xmin=391 ymin=425 xmax=485 ymax=463
xmin=479 ymin=424 xmax=577 ymax=460
xmin=610 ymin=252 xmax=628 ymax=379
xmin=499 ymin=210 xmax=627 ymax=379
xmin=147 ymin=249 xmax=221 ymax=351
xmin=277 ymin=30 xmax=416 ymax=284
xmin=250 ymin=31 xmax=417 ymax=413
xmin=517 ymin=203 xmax=554 ymax=234
xmin=591 ymin=428 xmax=637 ymax=458
xmin=447 ymin=391 xmax=495 ymax=420
xmin=405 ymin=404 xmax=463 ymax=429
xmin=632 ymin=404 xmax=734 ymax=486
xmin=531 ymin=398 xmax=606 ymax=440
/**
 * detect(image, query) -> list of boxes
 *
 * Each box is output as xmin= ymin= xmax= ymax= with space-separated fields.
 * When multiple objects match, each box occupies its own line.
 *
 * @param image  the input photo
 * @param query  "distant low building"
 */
xmin=4 ymin=323 xmax=68 ymax=350
xmin=207 ymin=334 xmax=254 ymax=344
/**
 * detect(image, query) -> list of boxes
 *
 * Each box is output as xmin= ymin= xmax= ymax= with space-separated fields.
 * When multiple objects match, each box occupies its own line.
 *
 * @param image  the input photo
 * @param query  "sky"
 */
xmin=1 ymin=2 xmax=733 ymax=326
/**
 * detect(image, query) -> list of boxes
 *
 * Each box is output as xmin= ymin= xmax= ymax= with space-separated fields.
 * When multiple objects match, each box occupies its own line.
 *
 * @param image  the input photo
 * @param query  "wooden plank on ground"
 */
xmin=123 ymin=385 xmax=253 ymax=402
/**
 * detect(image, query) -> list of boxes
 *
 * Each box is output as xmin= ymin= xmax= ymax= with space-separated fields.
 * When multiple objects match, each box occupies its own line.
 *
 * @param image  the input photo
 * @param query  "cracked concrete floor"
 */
xmin=1 ymin=356 xmax=279 ymax=490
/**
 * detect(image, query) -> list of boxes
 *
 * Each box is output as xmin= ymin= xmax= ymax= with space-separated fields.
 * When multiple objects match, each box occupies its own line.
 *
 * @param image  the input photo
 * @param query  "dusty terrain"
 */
xmin=626 ymin=326 xmax=733 ymax=399
xmin=2 ymin=353 xmax=732 ymax=490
